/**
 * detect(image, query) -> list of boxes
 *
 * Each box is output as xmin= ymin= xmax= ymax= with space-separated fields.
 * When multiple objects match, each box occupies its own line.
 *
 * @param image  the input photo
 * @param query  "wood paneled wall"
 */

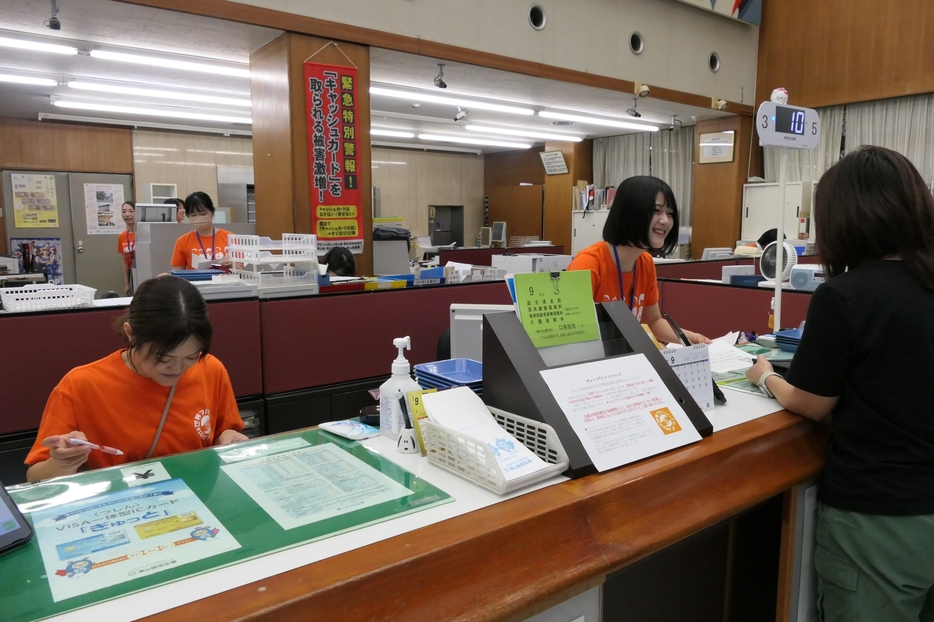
xmin=757 ymin=0 xmax=934 ymax=108
xmin=543 ymin=140 xmax=593 ymax=252
xmin=483 ymin=149 xmax=546 ymax=242
xmin=690 ymin=115 xmax=752 ymax=259
xmin=250 ymin=33 xmax=373 ymax=275
xmin=0 ymin=118 xmax=133 ymax=255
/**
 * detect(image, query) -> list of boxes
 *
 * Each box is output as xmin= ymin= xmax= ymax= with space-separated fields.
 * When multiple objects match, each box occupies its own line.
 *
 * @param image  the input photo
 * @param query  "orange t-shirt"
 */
xmin=566 ymin=241 xmax=659 ymax=321
xmin=170 ymin=229 xmax=231 ymax=269
xmin=26 ymin=351 xmax=244 ymax=471
xmin=117 ymin=230 xmax=135 ymax=269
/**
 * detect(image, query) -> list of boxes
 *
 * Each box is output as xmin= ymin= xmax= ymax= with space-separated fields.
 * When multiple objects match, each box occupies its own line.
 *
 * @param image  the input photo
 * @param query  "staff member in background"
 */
xmin=567 ymin=175 xmax=709 ymax=345
xmin=25 ymin=276 xmax=248 ymax=482
xmin=164 ymin=197 xmax=185 ymax=224
xmin=170 ymin=192 xmax=232 ymax=270
xmin=116 ymin=200 xmax=136 ymax=295
xmin=322 ymin=246 xmax=355 ymax=277
xmin=746 ymin=146 xmax=934 ymax=622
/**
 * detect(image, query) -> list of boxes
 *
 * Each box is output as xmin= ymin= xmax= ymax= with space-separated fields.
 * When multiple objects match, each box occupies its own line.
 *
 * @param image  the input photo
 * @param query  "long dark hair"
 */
xmin=114 ymin=276 xmax=212 ymax=362
xmin=603 ymin=175 xmax=680 ymax=255
xmin=815 ymin=146 xmax=934 ymax=288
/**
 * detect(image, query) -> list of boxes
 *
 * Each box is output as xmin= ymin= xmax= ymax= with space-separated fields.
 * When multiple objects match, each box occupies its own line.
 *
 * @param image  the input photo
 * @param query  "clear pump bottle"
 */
xmin=379 ymin=336 xmax=422 ymax=440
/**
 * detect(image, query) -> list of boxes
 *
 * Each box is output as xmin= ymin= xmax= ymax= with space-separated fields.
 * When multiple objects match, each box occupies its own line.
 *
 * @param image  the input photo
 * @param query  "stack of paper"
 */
xmin=422 ymin=387 xmax=550 ymax=482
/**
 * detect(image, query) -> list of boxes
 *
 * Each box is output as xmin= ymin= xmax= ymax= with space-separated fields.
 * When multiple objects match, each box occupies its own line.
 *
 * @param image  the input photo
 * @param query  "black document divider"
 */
xmin=482 ymin=301 xmax=713 ymax=479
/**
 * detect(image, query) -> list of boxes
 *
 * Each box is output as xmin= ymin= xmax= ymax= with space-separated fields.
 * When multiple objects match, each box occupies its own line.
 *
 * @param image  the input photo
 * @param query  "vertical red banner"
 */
xmin=304 ymin=62 xmax=364 ymax=254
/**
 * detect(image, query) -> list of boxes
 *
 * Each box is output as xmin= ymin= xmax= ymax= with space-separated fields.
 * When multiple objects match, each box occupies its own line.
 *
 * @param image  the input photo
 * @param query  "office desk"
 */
xmin=2 ymin=408 xmax=825 ymax=621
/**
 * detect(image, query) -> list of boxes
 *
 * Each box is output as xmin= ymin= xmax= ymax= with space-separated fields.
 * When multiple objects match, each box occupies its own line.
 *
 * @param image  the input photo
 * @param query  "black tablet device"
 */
xmin=0 ymin=479 xmax=32 ymax=555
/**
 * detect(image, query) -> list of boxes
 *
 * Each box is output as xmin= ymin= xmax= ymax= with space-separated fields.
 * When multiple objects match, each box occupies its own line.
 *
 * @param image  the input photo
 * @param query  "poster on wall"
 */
xmin=11 ymin=173 xmax=60 ymax=228
xmin=10 ymin=237 xmax=64 ymax=283
xmin=83 ymin=183 xmax=126 ymax=235
xmin=304 ymin=61 xmax=365 ymax=255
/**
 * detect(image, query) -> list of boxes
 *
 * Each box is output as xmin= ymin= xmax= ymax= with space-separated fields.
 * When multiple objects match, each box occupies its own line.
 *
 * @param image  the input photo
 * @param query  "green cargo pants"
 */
xmin=816 ymin=503 xmax=934 ymax=622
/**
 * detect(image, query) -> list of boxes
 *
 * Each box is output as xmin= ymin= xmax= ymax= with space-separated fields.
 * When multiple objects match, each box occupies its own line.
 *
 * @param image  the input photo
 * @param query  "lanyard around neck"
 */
xmin=612 ymin=245 xmax=637 ymax=310
xmin=195 ymin=228 xmax=216 ymax=261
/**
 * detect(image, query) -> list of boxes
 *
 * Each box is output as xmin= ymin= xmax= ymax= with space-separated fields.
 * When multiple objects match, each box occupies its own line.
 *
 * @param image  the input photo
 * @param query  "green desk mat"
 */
xmin=2 ymin=429 xmax=452 ymax=622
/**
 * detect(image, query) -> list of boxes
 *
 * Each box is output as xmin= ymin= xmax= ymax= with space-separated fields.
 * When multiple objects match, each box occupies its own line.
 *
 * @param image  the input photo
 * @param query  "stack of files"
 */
xmin=774 ymin=328 xmax=803 ymax=353
xmin=414 ymin=358 xmax=482 ymax=396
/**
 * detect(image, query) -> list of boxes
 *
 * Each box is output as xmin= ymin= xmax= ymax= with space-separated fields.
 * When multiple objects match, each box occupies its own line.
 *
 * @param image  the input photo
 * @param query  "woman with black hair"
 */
xmin=25 ymin=276 xmax=247 ymax=482
xmin=164 ymin=197 xmax=185 ymax=224
xmin=747 ymin=146 xmax=934 ymax=621
xmin=170 ymin=191 xmax=233 ymax=270
xmin=322 ymin=246 xmax=356 ymax=277
xmin=117 ymin=200 xmax=136 ymax=295
xmin=567 ymin=175 xmax=709 ymax=345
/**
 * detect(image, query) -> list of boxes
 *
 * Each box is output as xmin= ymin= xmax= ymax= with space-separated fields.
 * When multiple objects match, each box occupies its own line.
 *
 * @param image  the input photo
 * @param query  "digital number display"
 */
xmin=775 ymin=105 xmax=806 ymax=135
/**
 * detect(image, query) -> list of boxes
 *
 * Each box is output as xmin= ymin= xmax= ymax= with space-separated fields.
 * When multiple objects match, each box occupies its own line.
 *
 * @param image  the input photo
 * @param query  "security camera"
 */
xmin=713 ymin=98 xmax=729 ymax=111
xmin=434 ymin=63 xmax=447 ymax=89
xmin=635 ymin=82 xmax=650 ymax=98
xmin=626 ymin=99 xmax=642 ymax=118
xmin=46 ymin=15 xmax=61 ymax=30
xmin=454 ymin=108 xmax=468 ymax=121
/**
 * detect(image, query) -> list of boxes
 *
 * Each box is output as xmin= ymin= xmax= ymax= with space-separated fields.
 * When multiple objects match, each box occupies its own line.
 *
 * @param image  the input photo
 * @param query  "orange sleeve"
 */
xmin=640 ymin=253 xmax=660 ymax=307
xmin=171 ymin=233 xmax=189 ymax=269
xmin=25 ymin=382 xmax=80 ymax=466
xmin=567 ymin=248 xmax=602 ymax=299
xmin=208 ymin=356 xmax=244 ymax=438
xmin=117 ymin=232 xmax=124 ymax=254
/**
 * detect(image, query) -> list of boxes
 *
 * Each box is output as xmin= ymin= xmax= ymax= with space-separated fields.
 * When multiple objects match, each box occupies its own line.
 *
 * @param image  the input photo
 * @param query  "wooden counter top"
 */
xmin=144 ymin=411 xmax=827 ymax=622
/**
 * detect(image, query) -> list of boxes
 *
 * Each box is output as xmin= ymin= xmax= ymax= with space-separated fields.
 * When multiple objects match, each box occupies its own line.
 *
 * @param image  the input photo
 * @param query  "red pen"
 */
xmin=66 ymin=437 xmax=124 ymax=456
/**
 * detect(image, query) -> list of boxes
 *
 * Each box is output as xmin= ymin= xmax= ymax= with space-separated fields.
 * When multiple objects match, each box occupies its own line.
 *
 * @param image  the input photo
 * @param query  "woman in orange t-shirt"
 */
xmin=170 ymin=191 xmax=232 ymax=270
xmin=25 ymin=276 xmax=248 ymax=482
xmin=567 ymin=175 xmax=709 ymax=346
xmin=116 ymin=201 xmax=136 ymax=295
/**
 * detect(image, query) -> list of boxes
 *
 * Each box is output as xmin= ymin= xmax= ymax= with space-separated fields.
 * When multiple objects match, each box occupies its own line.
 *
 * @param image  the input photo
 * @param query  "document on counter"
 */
xmin=707 ymin=339 xmax=756 ymax=373
xmin=221 ymin=445 xmax=414 ymax=530
xmin=422 ymin=386 xmax=551 ymax=482
xmin=540 ymin=354 xmax=702 ymax=472
xmin=32 ymin=479 xmax=239 ymax=602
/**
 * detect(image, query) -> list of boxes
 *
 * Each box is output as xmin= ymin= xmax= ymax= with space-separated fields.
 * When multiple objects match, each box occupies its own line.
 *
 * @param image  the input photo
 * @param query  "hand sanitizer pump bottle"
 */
xmin=379 ymin=336 xmax=422 ymax=440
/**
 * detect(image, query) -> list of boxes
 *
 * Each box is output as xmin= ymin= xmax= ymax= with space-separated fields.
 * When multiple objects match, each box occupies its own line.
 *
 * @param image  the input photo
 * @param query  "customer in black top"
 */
xmin=747 ymin=146 xmax=934 ymax=622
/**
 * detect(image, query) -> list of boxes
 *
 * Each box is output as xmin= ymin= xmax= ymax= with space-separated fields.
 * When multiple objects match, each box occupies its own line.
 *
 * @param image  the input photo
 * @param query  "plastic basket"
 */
xmin=0 ymin=284 xmax=96 ymax=313
xmin=228 ymin=234 xmax=317 ymax=263
xmin=421 ymin=407 xmax=568 ymax=494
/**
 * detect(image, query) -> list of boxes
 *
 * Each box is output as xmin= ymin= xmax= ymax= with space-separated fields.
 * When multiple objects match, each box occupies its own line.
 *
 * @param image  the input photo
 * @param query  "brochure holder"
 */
xmin=482 ymin=301 xmax=713 ymax=479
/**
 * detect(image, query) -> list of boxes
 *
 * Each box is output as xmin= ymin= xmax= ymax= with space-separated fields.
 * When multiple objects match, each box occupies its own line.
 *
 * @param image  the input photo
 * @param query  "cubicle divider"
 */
xmin=654 ymin=258 xmax=751 ymax=281
xmin=658 ymin=279 xmax=813 ymax=337
xmin=438 ymin=245 xmax=563 ymax=266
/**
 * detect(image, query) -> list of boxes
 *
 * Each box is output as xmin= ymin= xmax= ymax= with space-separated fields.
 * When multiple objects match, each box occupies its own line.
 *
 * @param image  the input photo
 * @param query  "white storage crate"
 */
xmin=228 ymin=234 xmax=317 ymax=263
xmin=421 ymin=407 xmax=568 ymax=494
xmin=0 ymin=284 xmax=96 ymax=313
xmin=232 ymin=266 xmax=316 ymax=287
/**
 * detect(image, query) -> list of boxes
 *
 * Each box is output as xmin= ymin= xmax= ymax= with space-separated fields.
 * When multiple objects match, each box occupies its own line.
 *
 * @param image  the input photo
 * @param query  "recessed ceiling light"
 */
xmin=539 ymin=111 xmax=658 ymax=132
xmin=89 ymin=50 xmax=250 ymax=78
xmin=371 ymin=129 xmax=415 ymax=138
xmin=464 ymin=124 xmax=583 ymax=142
xmin=0 ymin=36 xmax=76 ymax=55
xmin=67 ymin=81 xmax=251 ymax=107
xmin=371 ymin=86 xmax=534 ymax=116
xmin=418 ymin=133 xmax=531 ymax=149
xmin=52 ymin=100 xmax=252 ymax=124
xmin=0 ymin=73 xmax=57 ymax=87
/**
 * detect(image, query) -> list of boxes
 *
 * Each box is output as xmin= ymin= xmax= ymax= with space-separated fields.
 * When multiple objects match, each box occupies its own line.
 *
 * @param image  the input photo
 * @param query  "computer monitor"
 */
xmin=491 ymin=221 xmax=506 ymax=247
xmin=136 ymin=203 xmax=177 ymax=223
xmin=701 ymin=247 xmax=734 ymax=260
xmin=479 ymin=226 xmax=492 ymax=248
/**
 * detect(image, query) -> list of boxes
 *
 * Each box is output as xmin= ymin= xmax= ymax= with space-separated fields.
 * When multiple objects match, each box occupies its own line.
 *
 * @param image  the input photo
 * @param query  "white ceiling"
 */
xmin=0 ymin=0 xmax=731 ymax=152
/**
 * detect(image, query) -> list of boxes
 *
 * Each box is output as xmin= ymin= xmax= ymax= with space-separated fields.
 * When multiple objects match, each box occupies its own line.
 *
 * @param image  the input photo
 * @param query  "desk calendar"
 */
xmin=661 ymin=344 xmax=715 ymax=412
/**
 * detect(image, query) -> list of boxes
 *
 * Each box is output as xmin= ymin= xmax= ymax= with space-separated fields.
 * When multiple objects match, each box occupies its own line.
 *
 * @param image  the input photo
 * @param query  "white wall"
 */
xmin=231 ymin=0 xmax=758 ymax=105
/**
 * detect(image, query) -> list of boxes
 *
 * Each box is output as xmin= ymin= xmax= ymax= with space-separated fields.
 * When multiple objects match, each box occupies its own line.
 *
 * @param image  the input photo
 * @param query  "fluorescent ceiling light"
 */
xmin=0 ymin=36 xmax=76 ymax=55
xmin=372 ymin=161 xmax=407 ymax=165
xmin=418 ymin=133 xmax=531 ymax=149
xmin=371 ymin=86 xmax=534 ymax=116
xmin=465 ymin=124 xmax=583 ymax=142
xmin=89 ymin=50 xmax=250 ymax=78
xmin=39 ymin=113 xmax=252 ymax=136
xmin=371 ymin=129 xmax=415 ymax=138
xmin=67 ymin=81 xmax=250 ymax=107
xmin=372 ymin=140 xmax=481 ymax=155
xmin=538 ymin=111 xmax=659 ymax=132
xmin=0 ymin=73 xmax=57 ymax=86
xmin=52 ymin=100 xmax=252 ymax=124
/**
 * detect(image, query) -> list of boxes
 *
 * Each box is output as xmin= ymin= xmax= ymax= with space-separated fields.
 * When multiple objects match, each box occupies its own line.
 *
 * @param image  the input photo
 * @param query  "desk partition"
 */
xmin=438 ymin=245 xmax=563 ymax=266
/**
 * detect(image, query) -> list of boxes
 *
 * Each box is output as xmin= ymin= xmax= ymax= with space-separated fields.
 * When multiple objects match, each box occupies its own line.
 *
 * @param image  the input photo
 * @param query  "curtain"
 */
xmin=846 ymin=94 xmax=934 ymax=187
xmin=763 ymin=105 xmax=845 ymax=183
xmin=593 ymin=133 xmax=650 ymax=188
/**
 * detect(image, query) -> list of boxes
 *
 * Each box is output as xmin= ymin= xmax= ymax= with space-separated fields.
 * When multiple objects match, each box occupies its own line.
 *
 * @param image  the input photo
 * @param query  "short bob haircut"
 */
xmin=322 ymin=246 xmax=356 ymax=276
xmin=815 ymin=146 xmax=934 ymax=289
xmin=184 ymin=191 xmax=215 ymax=217
xmin=114 ymin=275 xmax=213 ymax=363
xmin=603 ymin=176 xmax=679 ymax=256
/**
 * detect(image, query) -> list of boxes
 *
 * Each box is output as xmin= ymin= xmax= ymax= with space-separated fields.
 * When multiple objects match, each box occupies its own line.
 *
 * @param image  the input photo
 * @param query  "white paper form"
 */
xmin=32 ymin=479 xmax=239 ymax=602
xmin=540 ymin=354 xmax=702 ymax=472
xmin=422 ymin=387 xmax=550 ymax=482
xmin=221 ymin=445 xmax=413 ymax=530
xmin=708 ymin=339 xmax=756 ymax=373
